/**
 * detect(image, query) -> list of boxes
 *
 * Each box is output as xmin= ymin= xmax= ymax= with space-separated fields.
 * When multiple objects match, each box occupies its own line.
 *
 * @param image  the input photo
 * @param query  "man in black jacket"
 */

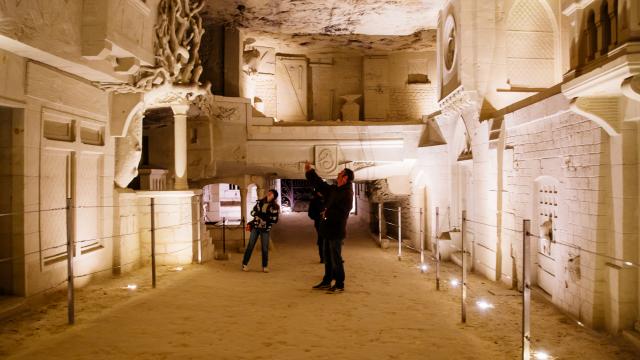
xmin=305 ymin=161 xmax=354 ymax=293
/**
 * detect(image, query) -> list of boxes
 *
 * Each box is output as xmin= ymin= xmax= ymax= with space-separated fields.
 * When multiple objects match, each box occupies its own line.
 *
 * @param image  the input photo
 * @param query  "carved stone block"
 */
xmin=314 ymin=145 xmax=337 ymax=175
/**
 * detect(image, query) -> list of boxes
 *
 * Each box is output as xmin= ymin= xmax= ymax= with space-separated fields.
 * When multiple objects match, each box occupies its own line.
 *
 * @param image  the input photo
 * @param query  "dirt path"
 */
xmin=1 ymin=213 xmax=637 ymax=359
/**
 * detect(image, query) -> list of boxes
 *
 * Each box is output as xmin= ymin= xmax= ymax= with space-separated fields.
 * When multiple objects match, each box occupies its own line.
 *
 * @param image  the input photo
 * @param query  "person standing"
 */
xmin=304 ymin=161 xmax=354 ymax=293
xmin=242 ymin=189 xmax=280 ymax=273
xmin=307 ymin=190 xmax=325 ymax=263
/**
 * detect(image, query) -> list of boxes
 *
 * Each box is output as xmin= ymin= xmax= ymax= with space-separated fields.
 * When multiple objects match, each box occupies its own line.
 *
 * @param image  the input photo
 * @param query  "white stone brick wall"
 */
xmin=503 ymin=110 xmax=610 ymax=327
xmin=388 ymin=85 xmax=438 ymax=121
xmin=138 ymin=196 xmax=196 ymax=266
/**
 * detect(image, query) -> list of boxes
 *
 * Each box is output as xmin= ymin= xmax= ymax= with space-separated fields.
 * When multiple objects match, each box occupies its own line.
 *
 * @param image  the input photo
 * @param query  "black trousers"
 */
xmin=322 ymin=236 xmax=345 ymax=287
xmin=314 ymin=220 xmax=324 ymax=262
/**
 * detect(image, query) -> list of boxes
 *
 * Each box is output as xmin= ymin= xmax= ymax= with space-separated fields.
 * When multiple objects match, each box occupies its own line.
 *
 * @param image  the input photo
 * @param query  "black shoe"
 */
xmin=326 ymin=285 xmax=344 ymax=293
xmin=312 ymin=282 xmax=332 ymax=290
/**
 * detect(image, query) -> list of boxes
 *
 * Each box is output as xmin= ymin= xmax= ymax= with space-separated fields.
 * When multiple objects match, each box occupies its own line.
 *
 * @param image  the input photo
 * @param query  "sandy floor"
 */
xmin=0 ymin=213 xmax=638 ymax=359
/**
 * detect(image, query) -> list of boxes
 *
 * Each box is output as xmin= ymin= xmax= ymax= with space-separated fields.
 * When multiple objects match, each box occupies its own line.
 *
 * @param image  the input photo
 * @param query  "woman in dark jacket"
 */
xmin=242 ymin=189 xmax=280 ymax=272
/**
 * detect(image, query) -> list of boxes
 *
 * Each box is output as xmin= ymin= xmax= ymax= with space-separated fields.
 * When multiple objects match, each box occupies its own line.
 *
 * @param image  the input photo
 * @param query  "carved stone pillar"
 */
xmin=171 ymin=104 xmax=190 ymax=190
xmin=240 ymin=187 xmax=248 ymax=223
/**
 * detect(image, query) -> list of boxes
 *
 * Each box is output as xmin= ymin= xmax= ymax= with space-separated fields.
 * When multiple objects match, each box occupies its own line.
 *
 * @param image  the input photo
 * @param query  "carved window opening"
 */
xmin=587 ymin=11 xmax=598 ymax=60
xmin=600 ymin=1 xmax=611 ymax=54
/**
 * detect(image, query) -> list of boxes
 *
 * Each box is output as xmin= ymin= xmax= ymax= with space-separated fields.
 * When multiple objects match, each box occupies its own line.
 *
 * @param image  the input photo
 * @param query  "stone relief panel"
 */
xmin=314 ymin=145 xmax=337 ymax=175
xmin=212 ymin=103 xmax=245 ymax=123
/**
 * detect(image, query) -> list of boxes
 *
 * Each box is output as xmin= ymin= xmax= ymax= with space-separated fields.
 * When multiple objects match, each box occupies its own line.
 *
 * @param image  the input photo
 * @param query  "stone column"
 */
xmin=171 ymin=104 xmax=190 ymax=190
xmin=239 ymin=187 xmax=248 ymax=223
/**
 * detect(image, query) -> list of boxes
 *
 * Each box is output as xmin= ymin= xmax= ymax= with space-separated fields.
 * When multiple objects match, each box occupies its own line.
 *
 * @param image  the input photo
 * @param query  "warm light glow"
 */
xmin=577 ymin=321 xmax=584 ymax=327
xmin=533 ymin=351 xmax=550 ymax=360
xmin=419 ymin=263 xmax=428 ymax=272
xmin=125 ymin=284 xmax=137 ymax=290
xmin=624 ymin=261 xmax=633 ymax=266
xmin=173 ymin=266 xmax=183 ymax=271
xmin=476 ymin=300 xmax=494 ymax=310
xmin=450 ymin=279 xmax=460 ymax=287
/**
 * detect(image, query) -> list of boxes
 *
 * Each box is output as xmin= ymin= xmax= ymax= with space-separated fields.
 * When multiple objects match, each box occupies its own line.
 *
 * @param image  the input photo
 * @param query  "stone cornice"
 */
xmin=562 ymin=54 xmax=640 ymax=98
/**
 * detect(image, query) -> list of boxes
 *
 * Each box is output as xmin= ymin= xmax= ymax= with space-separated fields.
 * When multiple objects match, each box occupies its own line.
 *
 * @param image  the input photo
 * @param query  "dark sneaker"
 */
xmin=312 ymin=282 xmax=332 ymax=290
xmin=326 ymin=285 xmax=344 ymax=293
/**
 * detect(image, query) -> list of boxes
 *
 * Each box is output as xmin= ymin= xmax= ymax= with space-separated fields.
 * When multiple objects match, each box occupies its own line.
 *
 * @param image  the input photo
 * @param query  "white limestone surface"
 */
xmin=204 ymin=0 xmax=444 ymax=36
xmin=0 ymin=214 xmax=637 ymax=359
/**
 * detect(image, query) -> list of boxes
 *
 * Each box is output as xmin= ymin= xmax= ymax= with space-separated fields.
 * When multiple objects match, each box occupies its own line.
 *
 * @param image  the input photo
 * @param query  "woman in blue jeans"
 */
xmin=242 ymin=189 xmax=280 ymax=272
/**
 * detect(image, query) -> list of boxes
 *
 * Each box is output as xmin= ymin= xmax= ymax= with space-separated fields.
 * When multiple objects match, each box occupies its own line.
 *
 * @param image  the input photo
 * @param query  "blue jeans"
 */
xmin=242 ymin=228 xmax=270 ymax=268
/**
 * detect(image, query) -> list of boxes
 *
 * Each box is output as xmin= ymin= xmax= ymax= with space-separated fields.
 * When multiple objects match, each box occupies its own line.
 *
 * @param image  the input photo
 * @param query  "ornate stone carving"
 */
xmin=114 ymin=111 xmax=143 ymax=188
xmin=315 ymin=145 xmax=338 ymax=174
xmin=351 ymin=161 xmax=375 ymax=172
xmin=213 ymin=106 xmax=239 ymax=122
xmin=97 ymin=0 xmax=205 ymax=93
xmin=143 ymin=83 xmax=205 ymax=107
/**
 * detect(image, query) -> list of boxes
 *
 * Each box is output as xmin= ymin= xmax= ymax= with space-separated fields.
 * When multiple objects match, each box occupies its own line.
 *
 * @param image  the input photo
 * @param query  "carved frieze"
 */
xmin=351 ymin=161 xmax=375 ymax=172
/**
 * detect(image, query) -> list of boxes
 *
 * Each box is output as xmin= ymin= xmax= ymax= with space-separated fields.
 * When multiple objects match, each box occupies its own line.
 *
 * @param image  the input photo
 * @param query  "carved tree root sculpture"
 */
xmin=97 ymin=0 xmax=205 ymax=93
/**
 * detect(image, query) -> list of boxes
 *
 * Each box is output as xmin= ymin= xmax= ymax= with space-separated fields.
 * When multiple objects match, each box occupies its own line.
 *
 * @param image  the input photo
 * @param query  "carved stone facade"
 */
xmin=2 ymin=0 xmax=640 ymax=346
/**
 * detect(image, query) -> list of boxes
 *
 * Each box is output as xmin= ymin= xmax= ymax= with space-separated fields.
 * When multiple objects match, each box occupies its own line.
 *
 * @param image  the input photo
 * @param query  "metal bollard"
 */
xmin=436 ymin=207 xmax=440 ymax=290
xmin=461 ymin=210 xmax=467 ymax=323
xmin=222 ymin=217 xmax=226 ymax=254
xmin=151 ymin=198 xmax=156 ymax=288
xmin=66 ymin=197 xmax=74 ymax=325
xmin=397 ymin=206 xmax=402 ymax=260
xmin=522 ymin=219 xmax=531 ymax=360
xmin=242 ymin=216 xmax=246 ymax=248
xmin=195 ymin=196 xmax=202 ymax=264
xmin=378 ymin=203 xmax=382 ymax=246
xmin=419 ymin=207 xmax=425 ymax=271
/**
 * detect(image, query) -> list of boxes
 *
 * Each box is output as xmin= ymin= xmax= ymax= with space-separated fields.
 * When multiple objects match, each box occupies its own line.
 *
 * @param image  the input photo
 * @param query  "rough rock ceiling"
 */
xmin=203 ymin=0 xmax=444 ymax=52
xmin=246 ymin=29 xmax=437 ymax=53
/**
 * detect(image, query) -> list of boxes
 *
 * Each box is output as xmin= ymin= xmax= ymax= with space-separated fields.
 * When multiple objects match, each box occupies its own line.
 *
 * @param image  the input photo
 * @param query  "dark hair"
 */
xmin=268 ymin=189 xmax=279 ymax=199
xmin=343 ymin=168 xmax=354 ymax=182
